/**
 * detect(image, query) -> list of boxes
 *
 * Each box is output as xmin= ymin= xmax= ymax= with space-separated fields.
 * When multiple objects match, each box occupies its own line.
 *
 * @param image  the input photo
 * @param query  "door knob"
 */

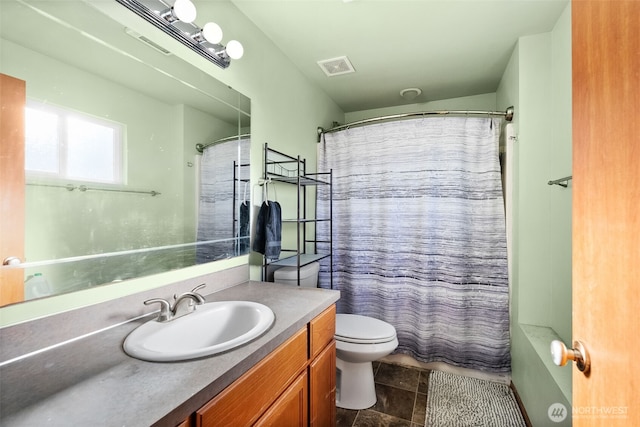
xmin=551 ymin=340 xmax=591 ymax=373
xmin=2 ymin=256 xmax=22 ymax=266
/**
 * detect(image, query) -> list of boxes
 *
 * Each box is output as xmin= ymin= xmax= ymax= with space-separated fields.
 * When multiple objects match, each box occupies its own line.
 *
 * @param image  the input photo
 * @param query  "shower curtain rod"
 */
xmin=196 ymin=133 xmax=250 ymax=153
xmin=317 ymin=106 xmax=514 ymax=138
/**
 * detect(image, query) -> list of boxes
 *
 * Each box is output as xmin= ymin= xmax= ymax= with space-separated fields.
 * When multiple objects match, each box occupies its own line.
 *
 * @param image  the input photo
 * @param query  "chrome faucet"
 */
xmin=172 ymin=291 xmax=206 ymax=317
xmin=144 ymin=284 xmax=207 ymax=322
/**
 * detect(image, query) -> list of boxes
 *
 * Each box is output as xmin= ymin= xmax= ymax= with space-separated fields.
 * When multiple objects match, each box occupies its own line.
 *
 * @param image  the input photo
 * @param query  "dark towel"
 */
xmin=239 ymin=202 xmax=250 ymax=253
xmin=252 ymin=201 xmax=281 ymax=261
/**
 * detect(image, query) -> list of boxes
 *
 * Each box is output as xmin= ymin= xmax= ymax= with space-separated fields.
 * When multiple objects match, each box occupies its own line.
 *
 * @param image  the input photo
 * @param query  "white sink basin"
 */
xmin=123 ymin=301 xmax=275 ymax=362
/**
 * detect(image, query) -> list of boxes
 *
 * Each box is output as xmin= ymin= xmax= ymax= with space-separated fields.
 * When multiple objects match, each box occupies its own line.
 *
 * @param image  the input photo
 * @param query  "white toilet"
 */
xmin=335 ymin=314 xmax=398 ymax=410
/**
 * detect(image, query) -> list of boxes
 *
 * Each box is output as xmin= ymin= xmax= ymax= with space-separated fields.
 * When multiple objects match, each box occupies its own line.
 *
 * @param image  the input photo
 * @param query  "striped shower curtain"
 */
xmin=196 ymin=137 xmax=250 ymax=263
xmin=316 ymin=117 xmax=510 ymax=373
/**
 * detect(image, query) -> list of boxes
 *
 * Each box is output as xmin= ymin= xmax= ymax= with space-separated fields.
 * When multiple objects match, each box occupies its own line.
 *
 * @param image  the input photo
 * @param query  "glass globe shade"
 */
xmin=226 ymin=40 xmax=244 ymax=60
xmin=173 ymin=0 xmax=196 ymax=23
xmin=202 ymin=22 xmax=223 ymax=44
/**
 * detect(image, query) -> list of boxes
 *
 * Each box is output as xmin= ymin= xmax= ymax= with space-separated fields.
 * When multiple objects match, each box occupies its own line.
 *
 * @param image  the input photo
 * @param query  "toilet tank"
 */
xmin=273 ymin=262 xmax=320 ymax=287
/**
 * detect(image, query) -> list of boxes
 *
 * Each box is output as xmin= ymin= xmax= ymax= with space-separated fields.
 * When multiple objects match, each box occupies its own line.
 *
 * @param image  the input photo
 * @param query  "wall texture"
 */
xmin=497 ymin=4 xmax=572 ymax=425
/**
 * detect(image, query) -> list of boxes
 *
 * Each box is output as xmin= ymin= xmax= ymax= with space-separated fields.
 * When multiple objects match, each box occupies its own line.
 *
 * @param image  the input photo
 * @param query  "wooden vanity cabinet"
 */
xmin=308 ymin=306 xmax=336 ymax=427
xmin=194 ymin=305 xmax=336 ymax=427
xmin=254 ymin=371 xmax=308 ymax=426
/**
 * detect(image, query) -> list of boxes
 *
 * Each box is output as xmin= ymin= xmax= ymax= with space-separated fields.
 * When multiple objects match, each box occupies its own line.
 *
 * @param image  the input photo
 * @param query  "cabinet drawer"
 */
xmin=309 ymin=305 xmax=335 ymax=359
xmin=196 ymin=327 xmax=308 ymax=427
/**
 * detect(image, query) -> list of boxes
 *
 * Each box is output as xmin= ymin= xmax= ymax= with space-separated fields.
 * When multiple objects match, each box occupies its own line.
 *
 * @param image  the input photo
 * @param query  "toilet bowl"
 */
xmin=335 ymin=314 xmax=398 ymax=410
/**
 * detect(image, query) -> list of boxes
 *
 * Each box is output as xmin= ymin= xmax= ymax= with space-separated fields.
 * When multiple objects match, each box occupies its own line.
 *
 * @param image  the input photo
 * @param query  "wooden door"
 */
xmin=0 ymin=73 xmax=26 ymax=305
xmin=572 ymin=1 xmax=639 ymax=426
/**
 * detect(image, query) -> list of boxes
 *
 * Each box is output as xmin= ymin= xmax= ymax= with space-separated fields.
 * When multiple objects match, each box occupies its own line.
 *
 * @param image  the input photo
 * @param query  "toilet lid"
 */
xmin=335 ymin=314 xmax=397 ymax=344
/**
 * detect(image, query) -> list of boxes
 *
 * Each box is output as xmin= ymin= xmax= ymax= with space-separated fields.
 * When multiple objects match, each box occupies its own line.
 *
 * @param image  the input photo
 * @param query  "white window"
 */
xmin=25 ymin=101 xmax=124 ymax=184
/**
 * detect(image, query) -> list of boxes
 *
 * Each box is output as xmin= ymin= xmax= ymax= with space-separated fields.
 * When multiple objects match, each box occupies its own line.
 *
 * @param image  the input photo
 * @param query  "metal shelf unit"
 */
xmin=233 ymin=160 xmax=251 ymax=256
xmin=262 ymin=143 xmax=333 ymax=288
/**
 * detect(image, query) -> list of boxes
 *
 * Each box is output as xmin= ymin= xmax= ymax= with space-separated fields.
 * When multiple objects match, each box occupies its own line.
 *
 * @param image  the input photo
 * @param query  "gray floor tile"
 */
xmin=335 ymin=361 xmax=526 ymax=427
xmin=371 ymin=382 xmax=416 ymax=421
xmin=354 ymin=409 xmax=413 ymax=427
xmin=375 ymin=362 xmax=420 ymax=392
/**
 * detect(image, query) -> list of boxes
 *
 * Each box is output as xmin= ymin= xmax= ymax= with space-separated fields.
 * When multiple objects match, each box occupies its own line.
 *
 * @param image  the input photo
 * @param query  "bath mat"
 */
xmin=425 ymin=371 xmax=526 ymax=427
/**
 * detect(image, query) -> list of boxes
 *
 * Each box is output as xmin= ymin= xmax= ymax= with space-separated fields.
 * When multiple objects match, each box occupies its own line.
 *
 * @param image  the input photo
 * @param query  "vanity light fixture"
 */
xmin=116 ymin=0 xmax=243 ymax=69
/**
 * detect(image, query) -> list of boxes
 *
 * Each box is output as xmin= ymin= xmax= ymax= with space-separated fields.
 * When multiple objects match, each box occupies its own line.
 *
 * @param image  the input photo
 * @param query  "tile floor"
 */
xmin=336 ymin=361 xmax=529 ymax=427
xmin=336 ymin=361 xmax=430 ymax=427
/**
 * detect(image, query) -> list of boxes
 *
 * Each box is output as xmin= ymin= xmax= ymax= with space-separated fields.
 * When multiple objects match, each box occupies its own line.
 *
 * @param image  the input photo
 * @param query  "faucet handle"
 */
xmin=191 ymin=283 xmax=206 ymax=294
xmin=173 ymin=285 xmax=207 ymax=303
xmin=144 ymin=298 xmax=172 ymax=322
xmin=171 ymin=292 xmax=206 ymax=317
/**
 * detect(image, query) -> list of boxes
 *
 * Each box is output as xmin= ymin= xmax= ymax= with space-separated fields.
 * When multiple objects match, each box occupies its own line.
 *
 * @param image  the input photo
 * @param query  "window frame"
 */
xmin=25 ymin=100 xmax=126 ymax=186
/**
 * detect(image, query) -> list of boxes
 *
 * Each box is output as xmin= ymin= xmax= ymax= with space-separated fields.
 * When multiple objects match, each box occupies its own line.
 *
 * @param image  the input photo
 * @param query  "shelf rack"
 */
xmin=262 ymin=143 xmax=333 ymax=288
xmin=233 ymin=160 xmax=251 ymax=256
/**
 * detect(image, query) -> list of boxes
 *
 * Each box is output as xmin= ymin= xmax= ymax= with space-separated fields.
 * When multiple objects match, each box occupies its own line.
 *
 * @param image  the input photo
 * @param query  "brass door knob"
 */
xmin=551 ymin=340 xmax=591 ymax=373
xmin=2 ymin=256 xmax=22 ymax=266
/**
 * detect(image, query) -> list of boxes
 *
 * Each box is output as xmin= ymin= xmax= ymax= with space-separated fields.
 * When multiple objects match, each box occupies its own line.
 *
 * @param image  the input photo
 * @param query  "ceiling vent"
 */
xmin=125 ymin=28 xmax=172 ymax=56
xmin=317 ymin=56 xmax=356 ymax=77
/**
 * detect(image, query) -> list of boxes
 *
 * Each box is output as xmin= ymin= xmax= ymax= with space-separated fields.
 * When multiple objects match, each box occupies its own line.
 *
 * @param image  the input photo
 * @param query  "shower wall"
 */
xmin=344 ymin=92 xmax=498 ymax=123
xmin=497 ymin=4 xmax=572 ymax=426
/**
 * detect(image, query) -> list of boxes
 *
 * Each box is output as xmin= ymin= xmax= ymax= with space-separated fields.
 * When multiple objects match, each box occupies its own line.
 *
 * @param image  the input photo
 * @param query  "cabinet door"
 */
xmin=309 ymin=341 xmax=336 ymax=427
xmin=254 ymin=372 xmax=308 ymax=427
xmin=196 ymin=328 xmax=307 ymax=427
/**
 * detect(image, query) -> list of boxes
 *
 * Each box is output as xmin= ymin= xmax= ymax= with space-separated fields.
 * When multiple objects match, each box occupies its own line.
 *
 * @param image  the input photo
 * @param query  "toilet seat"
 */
xmin=335 ymin=314 xmax=397 ymax=344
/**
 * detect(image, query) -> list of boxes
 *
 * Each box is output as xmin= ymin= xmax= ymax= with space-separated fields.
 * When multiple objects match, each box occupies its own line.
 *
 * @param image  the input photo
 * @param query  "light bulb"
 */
xmin=202 ymin=22 xmax=223 ymax=44
xmin=225 ymin=40 xmax=244 ymax=60
xmin=173 ymin=0 xmax=196 ymax=23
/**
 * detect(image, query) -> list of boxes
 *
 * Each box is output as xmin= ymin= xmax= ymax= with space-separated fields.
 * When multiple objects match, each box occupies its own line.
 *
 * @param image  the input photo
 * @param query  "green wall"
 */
xmin=497 ymin=4 xmax=572 ymax=425
xmin=0 ymin=0 xmax=343 ymax=325
xmin=345 ymin=92 xmax=498 ymax=123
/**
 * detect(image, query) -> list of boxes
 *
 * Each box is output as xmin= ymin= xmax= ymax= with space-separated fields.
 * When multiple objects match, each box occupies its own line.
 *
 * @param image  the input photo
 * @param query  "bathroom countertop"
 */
xmin=0 ymin=281 xmax=340 ymax=427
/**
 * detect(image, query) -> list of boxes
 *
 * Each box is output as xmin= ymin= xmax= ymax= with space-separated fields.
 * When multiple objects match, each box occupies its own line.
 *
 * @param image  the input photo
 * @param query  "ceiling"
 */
xmin=231 ymin=0 xmax=569 ymax=112
xmin=0 ymin=0 xmax=248 ymax=125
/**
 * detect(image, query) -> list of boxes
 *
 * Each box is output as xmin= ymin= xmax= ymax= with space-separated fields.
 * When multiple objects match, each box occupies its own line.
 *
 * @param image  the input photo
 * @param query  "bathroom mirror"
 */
xmin=0 ymin=0 xmax=250 ymax=305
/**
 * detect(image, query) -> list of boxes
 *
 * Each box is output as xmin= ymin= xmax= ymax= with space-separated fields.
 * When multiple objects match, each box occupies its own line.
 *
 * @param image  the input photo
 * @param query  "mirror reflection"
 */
xmin=0 ymin=0 xmax=251 ymax=305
